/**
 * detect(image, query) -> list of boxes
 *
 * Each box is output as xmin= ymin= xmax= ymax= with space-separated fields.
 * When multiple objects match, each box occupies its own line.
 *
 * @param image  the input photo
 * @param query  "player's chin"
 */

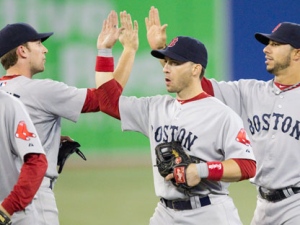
xmin=41 ymin=64 xmax=46 ymax=71
xmin=166 ymin=87 xmax=176 ymax=93
xmin=34 ymin=67 xmax=45 ymax=74
xmin=266 ymin=66 xmax=275 ymax=74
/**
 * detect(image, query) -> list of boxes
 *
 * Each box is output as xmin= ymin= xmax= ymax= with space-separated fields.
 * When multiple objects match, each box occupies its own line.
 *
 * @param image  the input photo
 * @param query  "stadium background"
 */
xmin=0 ymin=0 xmax=299 ymax=224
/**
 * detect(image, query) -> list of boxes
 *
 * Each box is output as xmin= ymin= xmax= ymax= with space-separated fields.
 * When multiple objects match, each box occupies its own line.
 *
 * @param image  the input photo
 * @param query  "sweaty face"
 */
xmin=162 ymin=57 xmax=194 ymax=95
xmin=26 ymin=40 xmax=48 ymax=75
xmin=263 ymin=41 xmax=293 ymax=75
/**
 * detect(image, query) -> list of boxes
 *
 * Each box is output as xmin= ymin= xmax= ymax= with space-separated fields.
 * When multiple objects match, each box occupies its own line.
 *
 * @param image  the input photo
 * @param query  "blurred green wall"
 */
xmin=0 ymin=0 xmax=230 ymax=153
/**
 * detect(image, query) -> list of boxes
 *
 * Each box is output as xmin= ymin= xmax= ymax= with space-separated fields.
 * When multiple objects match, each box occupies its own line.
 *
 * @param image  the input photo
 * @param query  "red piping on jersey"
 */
xmin=274 ymin=82 xmax=292 ymax=90
xmin=1 ymin=153 xmax=47 ymax=215
xmin=274 ymin=81 xmax=300 ymax=91
xmin=0 ymin=75 xmax=21 ymax=80
xmin=177 ymin=91 xmax=211 ymax=104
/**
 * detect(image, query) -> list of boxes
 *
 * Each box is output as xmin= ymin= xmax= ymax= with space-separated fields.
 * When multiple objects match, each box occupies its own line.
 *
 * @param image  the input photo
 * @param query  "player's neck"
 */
xmin=177 ymin=90 xmax=202 ymax=100
xmin=273 ymin=64 xmax=300 ymax=85
xmin=6 ymin=67 xmax=33 ymax=79
xmin=177 ymin=82 xmax=203 ymax=100
xmin=274 ymin=71 xmax=300 ymax=85
xmin=177 ymin=92 xmax=210 ymax=104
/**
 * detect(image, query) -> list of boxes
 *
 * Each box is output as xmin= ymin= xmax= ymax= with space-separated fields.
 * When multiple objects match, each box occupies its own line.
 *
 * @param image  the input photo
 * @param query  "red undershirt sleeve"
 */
xmin=95 ymin=79 xmax=123 ymax=120
xmin=232 ymin=158 xmax=256 ymax=181
xmin=1 ymin=153 xmax=48 ymax=215
xmin=201 ymin=77 xmax=215 ymax=96
xmin=81 ymin=80 xmax=123 ymax=114
xmin=81 ymin=88 xmax=100 ymax=113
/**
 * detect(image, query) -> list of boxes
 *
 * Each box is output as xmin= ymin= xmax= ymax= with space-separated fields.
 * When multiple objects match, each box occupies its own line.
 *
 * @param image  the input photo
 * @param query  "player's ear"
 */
xmin=293 ymin=48 xmax=300 ymax=61
xmin=192 ymin=63 xmax=202 ymax=77
xmin=16 ymin=44 xmax=29 ymax=58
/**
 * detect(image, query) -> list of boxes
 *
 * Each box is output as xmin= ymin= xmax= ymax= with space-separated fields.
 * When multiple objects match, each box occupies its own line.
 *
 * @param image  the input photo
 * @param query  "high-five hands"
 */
xmin=119 ymin=11 xmax=139 ymax=52
xmin=97 ymin=10 xmax=123 ymax=49
xmin=145 ymin=6 xmax=168 ymax=50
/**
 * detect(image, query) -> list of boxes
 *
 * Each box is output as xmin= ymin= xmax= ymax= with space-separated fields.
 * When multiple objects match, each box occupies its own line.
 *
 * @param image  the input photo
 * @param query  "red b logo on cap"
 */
xmin=168 ymin=37 xmax=178 ymax=47
xmin=272 ymin=23 xmax=282 ymax=33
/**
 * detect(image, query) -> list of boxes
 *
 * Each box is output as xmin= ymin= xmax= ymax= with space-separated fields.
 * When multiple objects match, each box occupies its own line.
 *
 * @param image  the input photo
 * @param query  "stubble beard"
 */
xmin=267 ymin=55 xmax=291 ymax=75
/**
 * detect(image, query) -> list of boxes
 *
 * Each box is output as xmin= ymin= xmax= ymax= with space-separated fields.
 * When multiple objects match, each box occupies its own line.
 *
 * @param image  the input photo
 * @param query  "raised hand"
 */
xmin=145 ymin=6 xmax=168 ymax=50
xmin=97 ymin=10 xmax=123 ymax=49
xmin=119 ymin=11 xmax=139 ymax=52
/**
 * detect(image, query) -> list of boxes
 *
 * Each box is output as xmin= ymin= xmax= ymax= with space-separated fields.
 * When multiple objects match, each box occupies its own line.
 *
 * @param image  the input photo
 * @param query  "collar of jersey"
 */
xmin=0 ymin=75 xmax=21 ymax=80
xmin=274 ymin=81 xmax=300 ymax=92
xmin=177 ymin=91 xmax=210 ymax=104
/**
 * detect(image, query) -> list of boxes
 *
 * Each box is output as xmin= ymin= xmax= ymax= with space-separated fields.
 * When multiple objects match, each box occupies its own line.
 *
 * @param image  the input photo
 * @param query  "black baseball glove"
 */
xmin=155 ymin=141 xmax=205 ymax=194
xmin=57 ymin=141 xmax=86 ymax=174
xmin=0 ymin=209 xmax=11 ymax=225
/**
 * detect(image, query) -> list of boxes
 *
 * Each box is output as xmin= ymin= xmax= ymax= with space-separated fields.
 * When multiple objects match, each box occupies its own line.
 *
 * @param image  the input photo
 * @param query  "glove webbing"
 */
xmin=0 ymin=210 xmax=11 ymax=225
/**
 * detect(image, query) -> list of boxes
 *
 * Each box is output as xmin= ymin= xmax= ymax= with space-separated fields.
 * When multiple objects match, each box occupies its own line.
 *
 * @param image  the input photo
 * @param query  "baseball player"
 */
xmin=146 ymin=7 xmax=300 ymax=224
xmin=0 ymin=10 xmax=137 ymax=225
xmin=95 ymin=10 xmax=256 ymax=224
xmin=201 ymin=22 xmax=300 ymax=225
xmin=0 ymin=90 xmax=47 ymax=225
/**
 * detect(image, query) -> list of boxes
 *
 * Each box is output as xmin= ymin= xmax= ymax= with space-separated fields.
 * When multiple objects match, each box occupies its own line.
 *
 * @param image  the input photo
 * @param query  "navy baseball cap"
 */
xmin=151 ymin=36 xmax=208 ymax=68
xmin=255 ymin=22 xmax=300 ymax=49
xmin=0 ymin=22 xmax=53 ymax=58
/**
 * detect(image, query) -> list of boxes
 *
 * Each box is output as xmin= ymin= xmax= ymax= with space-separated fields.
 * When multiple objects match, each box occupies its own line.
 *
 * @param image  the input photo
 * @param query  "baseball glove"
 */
xmin=155 ymin=141 xmax=205 ymax=194
xmin=57 ymin=141 xmax=86 ymax=174
xmin=0 ymin=209 xmax=11 ymax=225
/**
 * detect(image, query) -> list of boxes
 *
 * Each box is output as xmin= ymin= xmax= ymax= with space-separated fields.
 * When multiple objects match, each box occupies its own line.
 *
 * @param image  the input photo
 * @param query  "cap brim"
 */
xmin=37 ymin=32 xmax=54 ymax=42
xmin=255 ymin=33 xmax=270 ymax=45
xmin=151 ymin=49 xmax=188 ymax=62
xmin=255 ymin=32 xmax=288 ymax=45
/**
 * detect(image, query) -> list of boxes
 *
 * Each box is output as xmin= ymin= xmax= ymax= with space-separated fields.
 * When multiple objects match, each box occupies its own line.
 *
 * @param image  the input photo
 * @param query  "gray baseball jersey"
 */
xmin=0 ymin=75 xmax=86 ymax=179
xmin=119 ymin=94 xmax=255 ymax=199
xmin=210 ymin=79 xmax=300 ymax=190
xmin=0 ymin=90 xmax=44 ymax=201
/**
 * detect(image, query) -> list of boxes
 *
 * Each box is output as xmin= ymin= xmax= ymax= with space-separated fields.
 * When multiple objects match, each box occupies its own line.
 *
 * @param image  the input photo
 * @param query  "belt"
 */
xmin=42 ymin=177 xmax=56 ymax=190
xmin=259 ymin=186 xmax=300 ymax=202
xmin=160 ymin=196 xmax=211 ymax=210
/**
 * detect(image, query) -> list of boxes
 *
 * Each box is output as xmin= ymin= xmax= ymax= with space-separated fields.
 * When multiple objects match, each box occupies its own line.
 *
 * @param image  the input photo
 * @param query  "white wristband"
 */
xmin=98 ymin=49 xmax=112 ymax=57
xmin=196 ymin=163 xmax=209 ymax=178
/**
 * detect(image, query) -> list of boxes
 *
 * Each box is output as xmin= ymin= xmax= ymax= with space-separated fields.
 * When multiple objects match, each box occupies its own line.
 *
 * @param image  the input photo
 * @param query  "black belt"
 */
xmin=259 ymin=186 xmax=300 ymax=202
xmin=43 ymin=177 xmax=55 ymax=190
xmin=160 ymin=196 xmax=211 ymax=210
xmin=49 ymin=178 xmax=55 ymax=190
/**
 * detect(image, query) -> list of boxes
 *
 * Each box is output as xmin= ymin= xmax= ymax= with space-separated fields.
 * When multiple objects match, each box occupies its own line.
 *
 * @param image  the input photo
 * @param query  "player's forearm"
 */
xmin=219 ymin=159 xmax=256 ymax=182
xmin=94 ymin=53 xmax=122 ymax=119
xmin=0 ymin=205 xmax=10 ymax=219
xmin=1 ymin=153 xmax=47 ymax=215
xmin=95 ymin=56 xmax=114 ymax=88
xmin=221 ymin=159 xmax=242 ymax=182
xmin=114 ymin=48 xmax=136 ymax=88
xmin=95 ymin=71 xmax=114 ymax=88
xmin=96 ymin=79 xmax=122 ymax=119
xmin=197 ymin=159 xmax=247 ymax=182
xmin=232 ymin=158 xmax=256 ymax=181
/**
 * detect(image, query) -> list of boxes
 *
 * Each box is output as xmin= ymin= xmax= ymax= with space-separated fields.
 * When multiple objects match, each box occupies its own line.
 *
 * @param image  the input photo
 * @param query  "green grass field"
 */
xmin=54 ymin=154 xmax=257 ymax=225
